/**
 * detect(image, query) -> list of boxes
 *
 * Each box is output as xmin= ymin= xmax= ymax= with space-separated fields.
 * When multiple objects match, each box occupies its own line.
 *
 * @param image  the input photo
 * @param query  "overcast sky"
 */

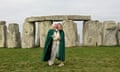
xmin=0 ymin=0 xmax=119 ymax=43
xmin=0 ymin=0 xmax=120 ymax=22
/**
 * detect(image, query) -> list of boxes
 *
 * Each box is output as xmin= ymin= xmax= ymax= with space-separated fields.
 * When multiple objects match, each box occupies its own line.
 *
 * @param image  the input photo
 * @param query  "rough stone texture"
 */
xmin=22 ymin=22 xmax=35 ymax=48
xmin=0 ymin=21 xmax=7 ymax=47
xmin=26 ymin=15 xmax=91 ymax=22
xmin=63 ymin=20 xmax=79 ymax=47
xmin=83 ymin=20 xmax=102 ymax=46
xmin=74 ymin=22 xmax=80 ymax=46
xmin=103 ymin=21 xmax=117 ymax=46
xmin=18 ymin=32 xmax=21 ymax=47
xmin=95 ymin=21 xmax=103 ymax=46
xmin=117 ymin=23 xmax=120 ymax=45
xmin=7 ymin=23 xmax=21 ymax=48
xmin=77 ymin=34 xmax=80 ymax=46
xmin=38 ymin=21 xmax=52 ymax=48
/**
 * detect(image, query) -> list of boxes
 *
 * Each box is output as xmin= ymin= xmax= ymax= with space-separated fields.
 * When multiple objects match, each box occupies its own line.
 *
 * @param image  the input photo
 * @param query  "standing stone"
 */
xmin=74 ymin=22 xmax=80 ymax=46
xmin=0 ymin=21 xmax=7 ymax=47
xmin=96 ymin=21 xmax=103 ymax=46
xmin=117 ymin=23 xmax=120 ymax=45
xmin=18 ymin=32 xmax=21 ymax=47
xmin=36 ymin=23 xmax=40 ymax=47
xmin=22 ymin=22 xmax=35 ymax=48
xmin=103 ymin=21 xmax=117 ymax=46
xmin=7 ymin=23 xmax=21 ymax=48
xmin=63 ymin=20 xmax=78 ymax=47
xmin=38 ymin=21 xmax=52 ymax=48
xmin=77 ymin=34 xmax=80 ymax=46
xmin=83 ymin=20 xmax=102 ymax=46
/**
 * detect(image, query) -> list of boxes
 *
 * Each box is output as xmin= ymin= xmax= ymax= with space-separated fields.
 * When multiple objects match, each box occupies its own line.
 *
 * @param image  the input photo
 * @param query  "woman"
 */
xmin=56 ymin=23 xmax=65 ymax=67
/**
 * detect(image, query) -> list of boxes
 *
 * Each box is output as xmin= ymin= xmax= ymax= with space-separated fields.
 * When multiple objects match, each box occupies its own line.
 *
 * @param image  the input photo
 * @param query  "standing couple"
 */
xmin=42 ymin=23 xmax=65 ymax=67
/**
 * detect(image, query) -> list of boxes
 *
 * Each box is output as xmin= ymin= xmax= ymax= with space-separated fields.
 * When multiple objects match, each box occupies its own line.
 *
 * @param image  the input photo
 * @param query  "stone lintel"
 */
xmin=25 ymin=15 xmax=91 ymax=22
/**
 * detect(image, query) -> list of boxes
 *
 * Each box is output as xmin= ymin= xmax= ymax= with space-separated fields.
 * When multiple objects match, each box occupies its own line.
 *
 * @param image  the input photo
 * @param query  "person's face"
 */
xmin=57 ymin=24 xmax=62 ymax=30
xmin=52 ymin=24 xmax=57 ymax=30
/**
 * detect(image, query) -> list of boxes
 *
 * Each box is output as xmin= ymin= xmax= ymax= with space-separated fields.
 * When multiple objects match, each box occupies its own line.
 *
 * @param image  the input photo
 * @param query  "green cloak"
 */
xmin=42 ymin=29 xmax=65 ymax=61
xmin=57 ymin=30 xmax=65 ymax=61
xmin=42 ymin=29 xmax=54 ymax=61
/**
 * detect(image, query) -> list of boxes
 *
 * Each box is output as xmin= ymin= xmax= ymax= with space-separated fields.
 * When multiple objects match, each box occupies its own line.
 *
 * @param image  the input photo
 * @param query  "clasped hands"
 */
xmin=52 ymin=35 xmax=60 ymax=41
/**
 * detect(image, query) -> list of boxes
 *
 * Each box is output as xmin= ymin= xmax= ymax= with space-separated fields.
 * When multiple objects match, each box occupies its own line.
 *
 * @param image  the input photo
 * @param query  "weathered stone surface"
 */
xmin=38 ymin=21 xmax=52 ymax=48
xmin=103 ymin=21 xmax=117 ymax=46
xmin=83 ymin=20 xmax=102 ymax=46
xmin=7 ymin=23 xmax=21 ymax=48
xmin=0 ymin=21 xmax=7 ymax=47
xmin=63 ymin=20 xmax=79 ymax=47
xmin=26 ymin=15 xmax=91 ymax=22
xmin=77 ymin=34 xmax=80 ymax=46
xmin=117 ymin=23 xmax=120 ymax=45
xmin=22 ymin=22 xmax=35 ymax=48
xmin=96 ymin=21 xmax=103 ymax=46
xmin=36 ymin=23 xmax=40 ymax=47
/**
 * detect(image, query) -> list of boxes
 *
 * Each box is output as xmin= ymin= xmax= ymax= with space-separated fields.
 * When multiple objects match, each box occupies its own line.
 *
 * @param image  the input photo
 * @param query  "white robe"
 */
xmin=48 ymin=30 xmax=60 ymax=65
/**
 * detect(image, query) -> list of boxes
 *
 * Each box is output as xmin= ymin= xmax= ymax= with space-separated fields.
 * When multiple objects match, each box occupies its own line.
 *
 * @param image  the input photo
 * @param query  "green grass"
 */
xmin=0 ymin=47 xmax=120 ymax=72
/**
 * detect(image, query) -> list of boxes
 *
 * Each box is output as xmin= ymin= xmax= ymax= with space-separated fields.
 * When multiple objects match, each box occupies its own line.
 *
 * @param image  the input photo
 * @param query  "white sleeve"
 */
xmin=52 ymin=32 xmax=57 ymax=40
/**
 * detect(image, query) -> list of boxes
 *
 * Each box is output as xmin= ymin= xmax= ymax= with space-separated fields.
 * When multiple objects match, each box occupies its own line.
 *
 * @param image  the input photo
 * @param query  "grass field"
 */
xmin=0 ymin=47 xmax=120 ymax=72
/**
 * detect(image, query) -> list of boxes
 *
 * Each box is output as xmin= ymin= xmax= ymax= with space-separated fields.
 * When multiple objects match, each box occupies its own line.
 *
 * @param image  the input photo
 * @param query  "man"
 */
xmin=42 ymin=23 xmax=65 ymax=67
xmin=42 ymin=24 xmax=57 ymax=62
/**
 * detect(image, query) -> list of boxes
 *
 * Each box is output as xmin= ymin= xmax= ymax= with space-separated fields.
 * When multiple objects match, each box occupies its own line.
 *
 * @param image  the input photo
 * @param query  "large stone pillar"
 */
xmin=117 ymin=22 xmax=120 ymax=45
xmin=103 ymin=21 xmax=117 ymax=46
xmin=83 ymin=20 xmax=102 ymax=46
xmin=7 ymin=23 xmax=21 ymax=48
xmin=0 ymin=21 xmax=7 ymax=48
xmin=63 ymin=20 xmax=78 ymax=47
xmin=22 ymin=22 xmax=35 ymax=48
xmin=74 ymin=22 xmax=80 ymax=46
xmin=96 ymin=21 xmax=103 ymax=46
xmin=38 ymin=21 xmax=52 ymax=48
